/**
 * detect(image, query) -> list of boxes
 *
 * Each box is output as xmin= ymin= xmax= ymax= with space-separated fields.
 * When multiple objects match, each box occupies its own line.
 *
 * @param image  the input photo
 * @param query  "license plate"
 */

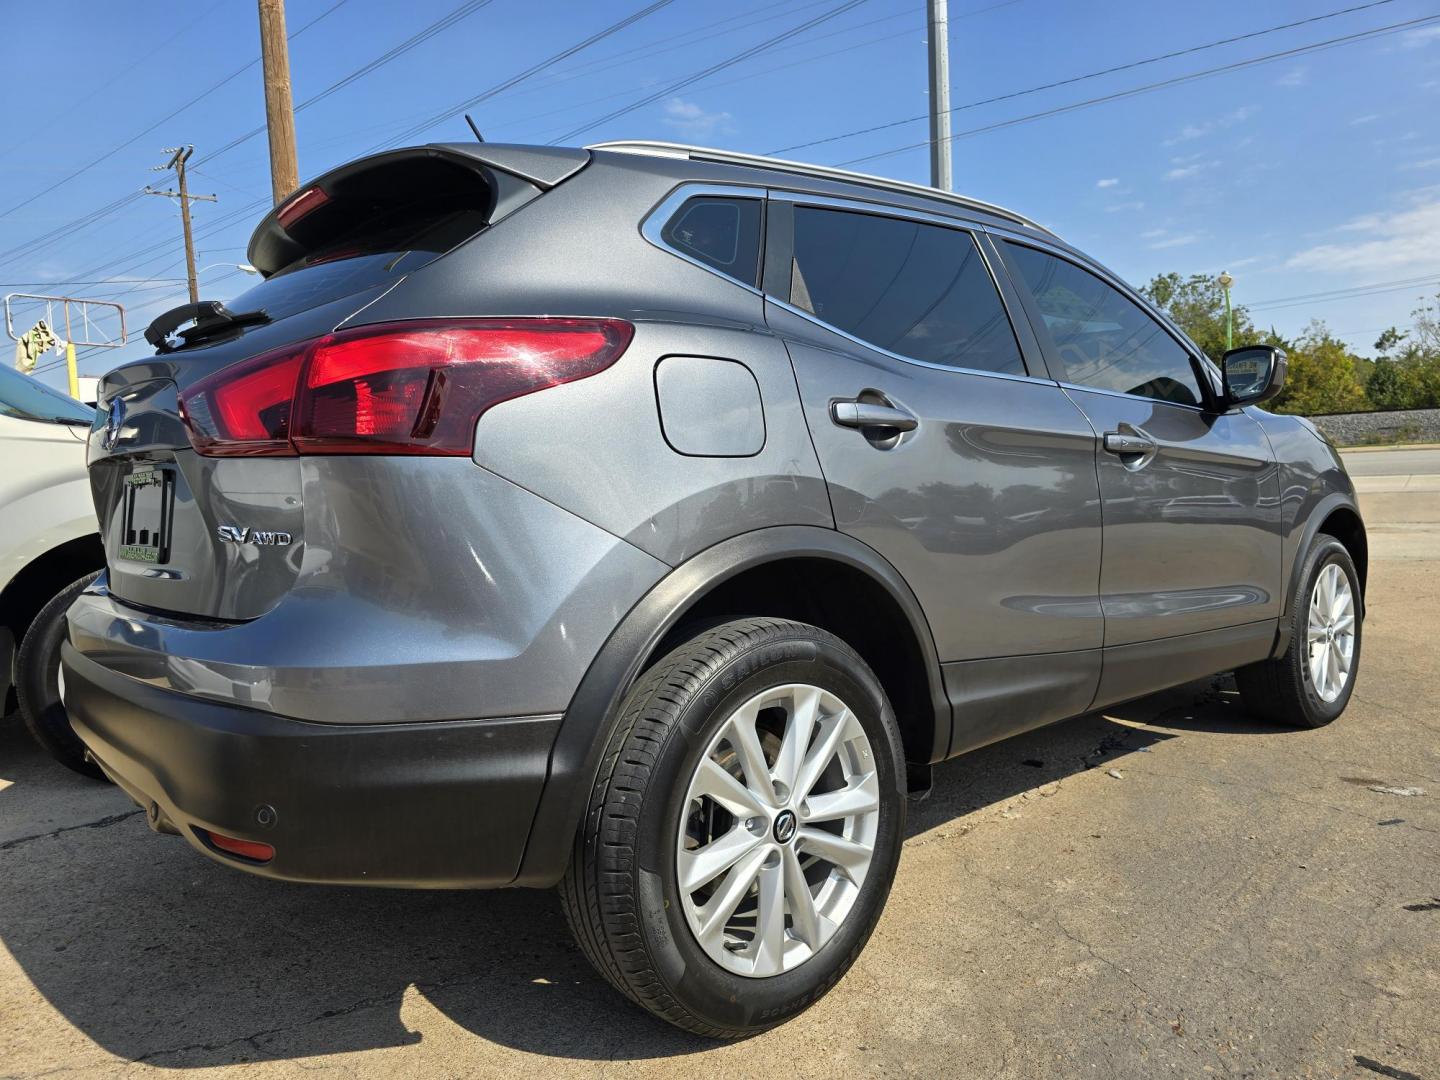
xmin=118 ymin=466 xmax=175 ymax=564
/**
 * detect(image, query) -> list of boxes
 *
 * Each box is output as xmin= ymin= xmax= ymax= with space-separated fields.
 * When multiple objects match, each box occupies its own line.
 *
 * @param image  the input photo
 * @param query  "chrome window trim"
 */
xmin=988 ymin=226 xmax=1219 ymax=413
xmin=591 ymin=139 xmax=1053 ymax=236
xmin=767 ymin=190 xmax=1045 ymax=385
xmin=639 ymin=182 xmax=768 ymax=295
xmin=766 ymin=295 xmax=1054 ymax=388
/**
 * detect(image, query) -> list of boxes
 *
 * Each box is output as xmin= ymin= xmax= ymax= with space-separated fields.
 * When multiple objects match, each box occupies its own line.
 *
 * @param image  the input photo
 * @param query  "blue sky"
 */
xmin=5 ymin=0 xmax=1439 ymax=388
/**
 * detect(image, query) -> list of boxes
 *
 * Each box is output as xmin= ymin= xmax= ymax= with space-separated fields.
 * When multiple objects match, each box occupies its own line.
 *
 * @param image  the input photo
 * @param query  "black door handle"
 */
xmin=832 ymin=400 xmax=918 ymax=432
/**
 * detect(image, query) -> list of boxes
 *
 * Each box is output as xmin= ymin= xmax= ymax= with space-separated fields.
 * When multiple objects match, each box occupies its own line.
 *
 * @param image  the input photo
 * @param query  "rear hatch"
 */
xmin=89 ymin=145 xmax=587 ymax=620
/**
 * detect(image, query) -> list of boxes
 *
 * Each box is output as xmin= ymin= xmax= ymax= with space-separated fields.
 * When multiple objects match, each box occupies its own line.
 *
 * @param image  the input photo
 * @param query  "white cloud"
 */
xmin=1401 ymin=25 xmax=1440 ymax=48
xmin=1400 ymin=157 xmax=1440 ymax=171
xmin=1096 ymin=177 xmax=1119 ymax=188
xmin=1286 ymin=195 xmax=1440 ymax=273
xmin=1104 ymin=200 xmax=1145 ymax=213
xmin=1276 ymin=67 xmax=1308 ymax=88
xmin=1165 ymin=156 xmax=1219 ymax=181
xmin=1163 ymin=105 xmax=1258 ymax=145
xmin=1349 ymin=113 xmax=1381 ymax=126
xmin=1140 ymin=228 xmax=1168 ymax=239
xmin=661 ymin=97 xmax=733 ymax=139
xmin=1149 ymin=233 xmax=1201 ymax=250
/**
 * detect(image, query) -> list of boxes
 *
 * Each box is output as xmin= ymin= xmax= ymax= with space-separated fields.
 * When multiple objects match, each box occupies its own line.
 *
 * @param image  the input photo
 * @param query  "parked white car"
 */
xmin=0 ymin=366 xmax=105 ymax=777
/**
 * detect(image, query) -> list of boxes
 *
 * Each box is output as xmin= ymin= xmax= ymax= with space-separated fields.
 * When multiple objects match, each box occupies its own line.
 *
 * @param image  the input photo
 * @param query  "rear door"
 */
xmin=996 ymin=239 xmax=1282 ymax=650
xmin=762 ymin=194 xmax=1105 ymax=750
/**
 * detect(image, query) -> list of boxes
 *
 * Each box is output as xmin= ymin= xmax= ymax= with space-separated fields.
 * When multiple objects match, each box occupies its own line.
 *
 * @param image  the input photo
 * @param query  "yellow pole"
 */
xmin=65 ymin=341 xmax=79 ymax=399
xmin=63 ymin=303 xmax=79 ymax=398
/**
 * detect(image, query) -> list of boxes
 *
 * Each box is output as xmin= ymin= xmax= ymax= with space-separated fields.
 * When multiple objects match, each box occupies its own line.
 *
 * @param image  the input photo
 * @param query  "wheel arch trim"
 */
xmin=514 ymin=525 xmax=949 ymax=886
xmin=1272 ymin=492 xmax=1367 ymax=658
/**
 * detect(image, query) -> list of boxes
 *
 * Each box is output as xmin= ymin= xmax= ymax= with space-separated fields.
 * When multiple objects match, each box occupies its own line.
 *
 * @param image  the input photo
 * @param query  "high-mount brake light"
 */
xmin=178 ymin=318 xmax=633 ymax=457
xmin=275 ymin=185 xmax=330 ymax=230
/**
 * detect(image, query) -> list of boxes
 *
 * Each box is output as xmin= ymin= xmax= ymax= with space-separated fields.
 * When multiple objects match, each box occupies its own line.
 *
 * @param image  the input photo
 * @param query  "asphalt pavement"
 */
xmin=1 ymin=453 xmax=1436 ymax=1079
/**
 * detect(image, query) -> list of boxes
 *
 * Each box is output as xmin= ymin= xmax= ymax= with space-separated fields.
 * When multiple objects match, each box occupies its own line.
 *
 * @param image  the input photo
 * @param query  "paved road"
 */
xmin=1340 ymin=446 xmax=1440 ymax=477
xmin=2 ymin=493 xmax=1436 ymax=1079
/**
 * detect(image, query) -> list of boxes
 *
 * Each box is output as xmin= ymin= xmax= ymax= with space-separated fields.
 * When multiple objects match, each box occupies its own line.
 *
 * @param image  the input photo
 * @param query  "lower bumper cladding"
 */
xmin=61 ymin=644 xmax=561 ymax=888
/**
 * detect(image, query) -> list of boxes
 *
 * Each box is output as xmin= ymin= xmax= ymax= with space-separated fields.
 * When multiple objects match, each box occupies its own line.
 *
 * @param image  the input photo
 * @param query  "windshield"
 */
xmin=0 ymin=366 xmax=96 ymax=425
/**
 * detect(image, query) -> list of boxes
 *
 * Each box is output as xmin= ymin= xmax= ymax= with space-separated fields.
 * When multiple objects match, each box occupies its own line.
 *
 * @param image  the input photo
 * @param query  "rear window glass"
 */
xmin=661 ymin=197 xmax=762 ymax=287
xmin=789 ymin=206 xmax=1025 ymax=376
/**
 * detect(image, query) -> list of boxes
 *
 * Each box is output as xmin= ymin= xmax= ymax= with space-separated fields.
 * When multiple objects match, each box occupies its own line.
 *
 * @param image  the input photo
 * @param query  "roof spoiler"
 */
xmin=246 ymin=144 xmax=590 ymax=276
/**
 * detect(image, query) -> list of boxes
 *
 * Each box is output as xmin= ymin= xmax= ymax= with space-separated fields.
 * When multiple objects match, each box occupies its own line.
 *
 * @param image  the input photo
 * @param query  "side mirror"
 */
xmin=1221 ymin=345 xmax=1286 ymax=407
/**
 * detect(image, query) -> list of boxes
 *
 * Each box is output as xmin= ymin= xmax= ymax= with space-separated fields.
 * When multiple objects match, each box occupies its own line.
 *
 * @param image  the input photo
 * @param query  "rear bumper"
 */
xmin=61 ymin=645 xmax=560 ymax=887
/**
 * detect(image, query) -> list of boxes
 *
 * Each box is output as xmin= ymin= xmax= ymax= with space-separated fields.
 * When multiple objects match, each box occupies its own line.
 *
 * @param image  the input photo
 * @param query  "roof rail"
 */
xmin=587 ymin=140 xmax=1053 ymax=236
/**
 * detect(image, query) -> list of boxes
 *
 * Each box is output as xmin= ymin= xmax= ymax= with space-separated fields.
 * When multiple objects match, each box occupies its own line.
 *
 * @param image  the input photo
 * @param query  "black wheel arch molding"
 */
xmin=513 ymin=524 xmax=950 ymax=887
xmin=1271 ymin=490 xmax=1367 ymax=659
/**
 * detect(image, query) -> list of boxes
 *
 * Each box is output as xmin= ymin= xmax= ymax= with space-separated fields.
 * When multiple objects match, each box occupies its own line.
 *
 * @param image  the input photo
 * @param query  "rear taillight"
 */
xmin=179 ymin=318 xmax=633 ymax=457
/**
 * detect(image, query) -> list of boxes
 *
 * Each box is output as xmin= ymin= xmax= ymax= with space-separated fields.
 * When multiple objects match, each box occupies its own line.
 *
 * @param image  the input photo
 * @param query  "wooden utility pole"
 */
xmin=146 ymin=147 xmax=217 ymax=304
xmin=926 ymin=0 xmax=953 ymax=191
xmin=258 ymin=0 xmax=300 ymax=204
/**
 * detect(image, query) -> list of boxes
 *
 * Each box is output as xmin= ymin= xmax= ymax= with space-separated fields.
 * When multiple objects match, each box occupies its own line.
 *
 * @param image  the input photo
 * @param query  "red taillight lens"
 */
xmin=179 ymin=318 xmax=633 ymax=457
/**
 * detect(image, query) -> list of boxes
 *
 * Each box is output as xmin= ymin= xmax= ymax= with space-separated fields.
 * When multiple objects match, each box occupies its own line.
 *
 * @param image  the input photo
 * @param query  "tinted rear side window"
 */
xmin=788 ymin=206 xmax=1024 ymax=375
xmin=661 ymin=196 xmax=762 ymax=287
xmin=1003 ymin=241 xmax=1203 ymax=406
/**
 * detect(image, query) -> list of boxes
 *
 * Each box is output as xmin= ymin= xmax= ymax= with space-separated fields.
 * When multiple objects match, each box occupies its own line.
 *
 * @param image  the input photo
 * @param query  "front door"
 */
xmin=764 ymin=198 xmax=1105 ymax=747
xmin=998 ymin=239 xmax=1282 ymax=649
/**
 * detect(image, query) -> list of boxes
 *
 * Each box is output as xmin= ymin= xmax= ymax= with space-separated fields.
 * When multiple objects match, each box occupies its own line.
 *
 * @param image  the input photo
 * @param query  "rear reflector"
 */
xmin=201 ymin=829 xmax=275 ymax=863
xmin=179 ymin=318 xmax=633 ymax=456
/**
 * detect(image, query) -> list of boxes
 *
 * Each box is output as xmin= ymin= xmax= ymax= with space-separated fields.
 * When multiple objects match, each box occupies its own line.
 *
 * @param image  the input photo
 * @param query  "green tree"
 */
xmin=1269 ymin=321 xmax=1368 ymax=415
xmin=1365 ymin=359 xmax=1410 ymax=409
xmin=1374 ymin=326 xmax=1406 ymax=357
xmin=1141 ymin=272 xmax=1258 ymax=360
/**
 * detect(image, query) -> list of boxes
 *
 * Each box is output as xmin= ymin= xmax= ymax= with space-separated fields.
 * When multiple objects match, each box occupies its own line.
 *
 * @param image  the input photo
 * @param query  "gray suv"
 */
xmin=61 ymin=141 xmax=1366 ymax=1037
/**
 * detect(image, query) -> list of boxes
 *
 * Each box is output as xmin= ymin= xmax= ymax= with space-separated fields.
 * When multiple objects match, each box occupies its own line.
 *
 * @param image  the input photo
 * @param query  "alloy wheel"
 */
xmin=1306 ymin=562 xmax=1356 ymax=703
xmin=676 ymin=683 xmax=880 ymax=978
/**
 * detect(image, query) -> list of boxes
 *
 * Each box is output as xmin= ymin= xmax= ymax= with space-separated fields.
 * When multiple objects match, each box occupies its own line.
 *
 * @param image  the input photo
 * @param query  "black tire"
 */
xmin=16 ymin=571 xmax=106 ymax=779
xmin=1236 ymin=535 xmax=1361 ymax=728
xmin=559 ymin=618 xmax=906 ymax=1037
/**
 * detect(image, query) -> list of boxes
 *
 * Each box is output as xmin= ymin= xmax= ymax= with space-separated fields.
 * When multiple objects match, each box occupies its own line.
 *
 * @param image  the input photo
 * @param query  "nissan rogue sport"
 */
xmin=61 ymin=140 xmax=1366 ymax=1037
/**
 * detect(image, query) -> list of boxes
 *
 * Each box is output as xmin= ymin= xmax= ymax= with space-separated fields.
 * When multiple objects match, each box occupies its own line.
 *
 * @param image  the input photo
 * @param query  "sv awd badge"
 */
xmin=217 ymin=525 xmax=293 ymax=547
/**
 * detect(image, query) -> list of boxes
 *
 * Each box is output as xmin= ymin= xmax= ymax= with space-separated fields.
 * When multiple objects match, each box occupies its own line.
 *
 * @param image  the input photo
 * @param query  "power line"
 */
xmin=0 ymin=1 xmax=350 ymax=230
xmin=1248 ymin=274 xmax=1440 ymax=312
xmin=0 ymin=191 xmax=146 ymax=269
xmin=374 ymin=0 xmax=683 ymax=151
xmin=0 ymin=1 xmax=228 ymax=169
xmin=550 ymin=0 xmax=873 ymax=144
xmin=770 ymin=0 xmax=1402 ymax=156
xmin=194 ymin=0 xmax=500 ymax=170
xmin=839 ymin=11 xmax=1440 ymax=167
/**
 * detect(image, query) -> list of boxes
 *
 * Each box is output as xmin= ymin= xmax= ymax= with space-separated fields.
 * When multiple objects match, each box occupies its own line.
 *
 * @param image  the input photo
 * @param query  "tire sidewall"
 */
xmin=632 ymin=628 xmax=905 ymax=1032
xmin=17 ymin=571 xmax=103 ymax=777
xmin=1292 ymin=539 xmax=1361 ymax=724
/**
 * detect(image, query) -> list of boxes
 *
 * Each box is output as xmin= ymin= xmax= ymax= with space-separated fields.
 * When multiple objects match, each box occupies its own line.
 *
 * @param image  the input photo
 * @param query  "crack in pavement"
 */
xmin=0 ymin=810 xmax=144 ymax=853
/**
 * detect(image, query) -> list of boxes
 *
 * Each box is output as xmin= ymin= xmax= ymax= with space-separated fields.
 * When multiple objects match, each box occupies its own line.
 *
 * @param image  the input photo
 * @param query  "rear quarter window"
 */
xmin=660 ymin=196 xmax=762 ymax=287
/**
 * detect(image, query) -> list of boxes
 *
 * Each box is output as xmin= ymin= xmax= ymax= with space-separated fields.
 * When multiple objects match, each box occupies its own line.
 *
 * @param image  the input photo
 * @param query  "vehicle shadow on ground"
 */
xmin=0 ymin=676 xmax=1251 ymax=1066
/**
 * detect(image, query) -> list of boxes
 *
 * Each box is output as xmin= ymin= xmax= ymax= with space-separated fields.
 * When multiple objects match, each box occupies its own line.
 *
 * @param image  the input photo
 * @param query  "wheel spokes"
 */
xmin=680 ymin=824 xmax=763 ymax=893
xmin=794 ymin=708 xmax=854 ymax=801
xmin=724 ymin=703 xmax=778 ymax=808
xmin=750 ymin=859 xmax=787 ymax=976
xmin=797 ymin=827 xmax=871 ymax=881
xmin=773 ymin=684 xmax=821 ymax=794
xmin=782 ymin=844 xmax=825 ymax=949
xmin=693 ymin=757 xmax=766 ymax=819
xmin=804 ymin=772 xmax=880 ymax=822
xmin=696 ymin=846 xmax=768 ymax=943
